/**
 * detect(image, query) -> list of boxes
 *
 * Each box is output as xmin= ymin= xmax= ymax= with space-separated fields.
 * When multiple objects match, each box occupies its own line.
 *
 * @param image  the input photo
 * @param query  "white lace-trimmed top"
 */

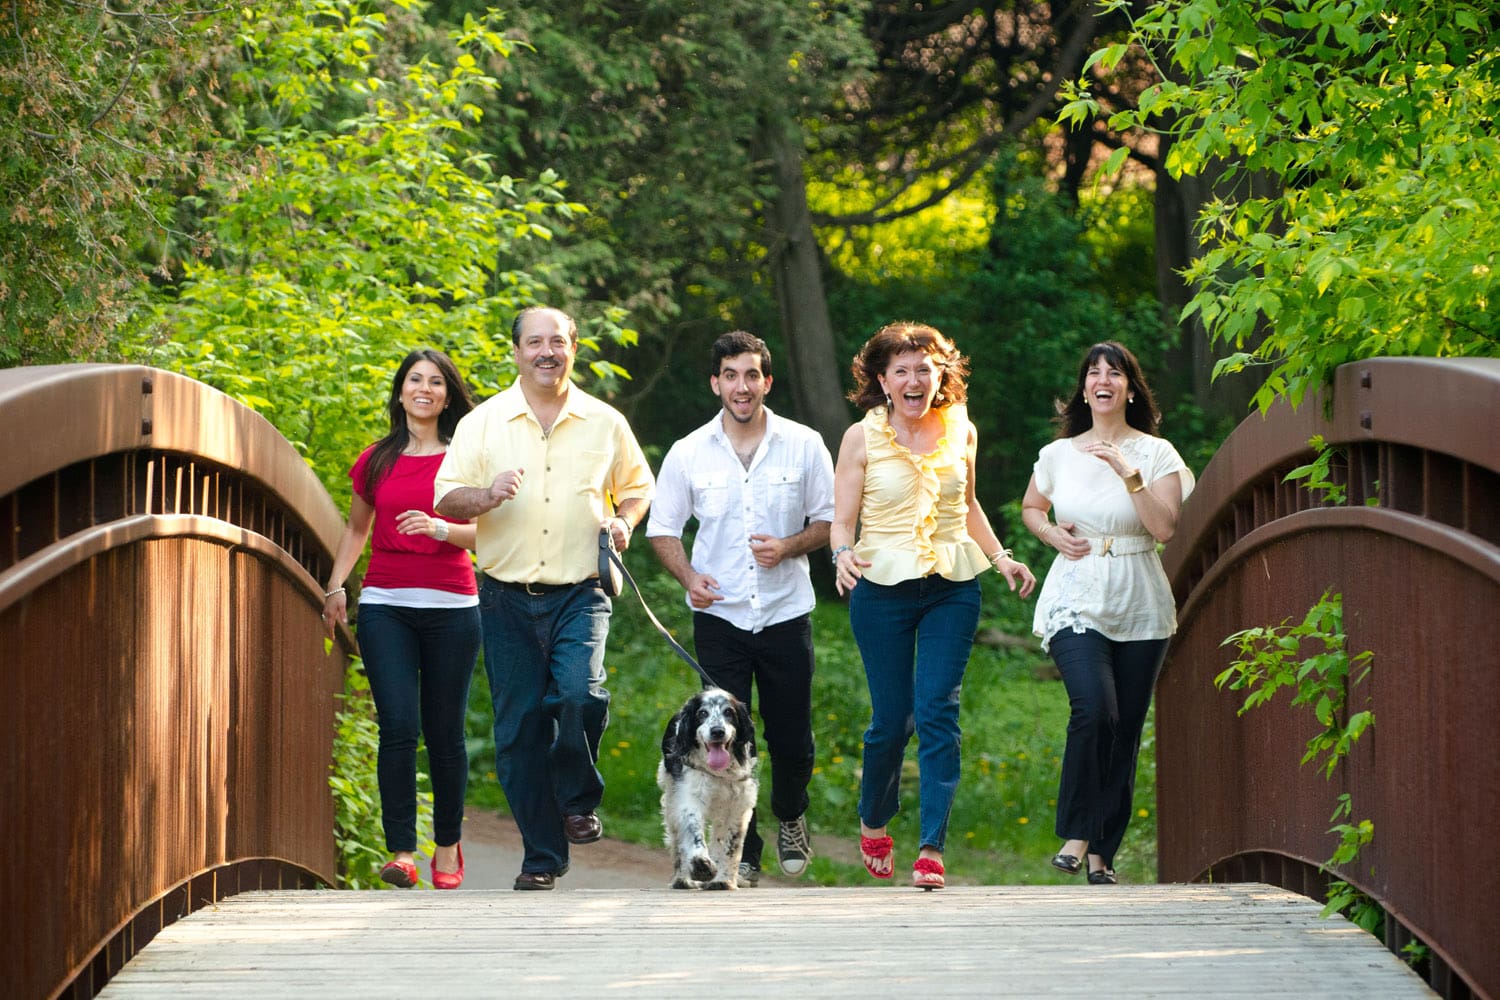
xmin=1030 ymin=434 xmax=1195 ymax=651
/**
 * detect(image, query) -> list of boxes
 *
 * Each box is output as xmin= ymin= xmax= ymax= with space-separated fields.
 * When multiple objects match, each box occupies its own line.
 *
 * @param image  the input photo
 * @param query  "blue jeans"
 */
xmin=693 ymin=612 xmax=815 ymax=868
xmin=355 ymin=602 xmax=481 ymax=852
xmin=1048 ymin=627 xmax=1168 ymax=867
xmin=849 ymin=574 xmax=981 ymax=853
xmin=479 ymin=576 xmax=612 ymax=874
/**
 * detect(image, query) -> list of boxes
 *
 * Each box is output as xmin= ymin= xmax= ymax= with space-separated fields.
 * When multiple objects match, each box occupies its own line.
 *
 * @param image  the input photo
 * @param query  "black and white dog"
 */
xmin=657 ymin=688 xmax=759 ymax=890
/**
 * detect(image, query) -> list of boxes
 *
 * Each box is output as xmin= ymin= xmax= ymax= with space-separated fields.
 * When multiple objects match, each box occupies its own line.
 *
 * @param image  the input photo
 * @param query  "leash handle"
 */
xmin=598 ymin=529 xmax=720 ymax=689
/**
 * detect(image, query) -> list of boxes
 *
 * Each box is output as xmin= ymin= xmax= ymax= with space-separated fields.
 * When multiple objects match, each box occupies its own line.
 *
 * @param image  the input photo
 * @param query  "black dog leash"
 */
xmin=598 ymin=528 xmax=720 ymax=689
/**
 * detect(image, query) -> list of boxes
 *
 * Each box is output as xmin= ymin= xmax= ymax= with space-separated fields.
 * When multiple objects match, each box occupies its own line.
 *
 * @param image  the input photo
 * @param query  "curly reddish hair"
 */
xmin=847 ymin=321 xmax=970 ymax=411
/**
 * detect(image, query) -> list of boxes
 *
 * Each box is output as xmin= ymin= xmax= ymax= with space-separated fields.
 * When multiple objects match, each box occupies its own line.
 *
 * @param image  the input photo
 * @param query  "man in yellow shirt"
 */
xmin=435 ymin=306 xmax=654 ymax=890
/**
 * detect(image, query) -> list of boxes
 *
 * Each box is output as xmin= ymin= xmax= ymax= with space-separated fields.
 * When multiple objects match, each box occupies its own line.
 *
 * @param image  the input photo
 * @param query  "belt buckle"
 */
xmin=524 ymin=581 xmax=546 ymax=596
xmin=1097 ymin=537 xmax=1114 ymax=557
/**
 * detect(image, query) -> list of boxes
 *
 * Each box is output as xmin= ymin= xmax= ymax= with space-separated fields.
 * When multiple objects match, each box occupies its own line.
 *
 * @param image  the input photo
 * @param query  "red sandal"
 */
xmin=913 ymin=856 xmax=945 ymax=890
xmin=379 ymin=859 xmax=419 ymax=889
xmin=860 ymin=834 xmax=895 ymax=880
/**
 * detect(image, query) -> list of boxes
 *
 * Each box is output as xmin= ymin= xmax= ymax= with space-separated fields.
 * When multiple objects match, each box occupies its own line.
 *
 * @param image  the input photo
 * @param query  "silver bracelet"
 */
xmin=988 ymin=548 xmax=1013 ymax=564
xmin=432 ymin=519 xmax=449 ymax=543
xmin=830 ymin=544 xmax=852 ymax=565
xmin=323 ymin=586 xmax=345 ymax=599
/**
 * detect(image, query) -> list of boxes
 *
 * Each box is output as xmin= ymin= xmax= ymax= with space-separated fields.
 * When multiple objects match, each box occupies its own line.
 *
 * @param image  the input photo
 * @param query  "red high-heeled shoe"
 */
xmin=431 ymin=844 xmax=464 ymax=890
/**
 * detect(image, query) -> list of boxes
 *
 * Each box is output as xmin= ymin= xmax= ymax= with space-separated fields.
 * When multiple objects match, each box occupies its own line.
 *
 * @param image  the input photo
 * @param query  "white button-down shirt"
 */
xmin=646 ymin=407 xmax=835 ymax=632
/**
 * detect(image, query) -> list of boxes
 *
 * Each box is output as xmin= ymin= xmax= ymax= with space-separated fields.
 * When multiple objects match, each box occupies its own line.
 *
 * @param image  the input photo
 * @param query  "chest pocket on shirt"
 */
xmin=765 ymin=466 xmax=803 ymax=516
xmin=691 ymin=471 xmax=731 ymax=518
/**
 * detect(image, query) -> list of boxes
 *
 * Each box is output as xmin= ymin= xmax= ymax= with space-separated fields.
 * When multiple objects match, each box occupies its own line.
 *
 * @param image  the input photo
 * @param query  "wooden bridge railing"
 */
xmin=0 ymin=365 xmax=354 ymax=1000
xmin=1157 ymin=357 xmax=1500 ymax=1000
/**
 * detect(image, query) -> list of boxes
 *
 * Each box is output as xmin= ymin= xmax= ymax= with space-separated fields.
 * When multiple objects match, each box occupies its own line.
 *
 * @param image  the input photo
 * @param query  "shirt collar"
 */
xmin=710 ymin=404 xmax=780 ymax=444
xmin=495 ymin=381 xmax=590 ymax=427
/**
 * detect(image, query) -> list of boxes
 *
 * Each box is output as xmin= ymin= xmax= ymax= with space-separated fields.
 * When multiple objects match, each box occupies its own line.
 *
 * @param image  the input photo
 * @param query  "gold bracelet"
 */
xmin=1123 ymin=471 xmax=1145 ymax=494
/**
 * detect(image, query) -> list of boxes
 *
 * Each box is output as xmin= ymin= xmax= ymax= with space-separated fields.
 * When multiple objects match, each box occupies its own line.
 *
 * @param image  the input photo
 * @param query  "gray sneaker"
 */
xmin=737 ymin=861 xmax=761 ymax=887
xmin=776 ymin=815 xmax=812 ymax=876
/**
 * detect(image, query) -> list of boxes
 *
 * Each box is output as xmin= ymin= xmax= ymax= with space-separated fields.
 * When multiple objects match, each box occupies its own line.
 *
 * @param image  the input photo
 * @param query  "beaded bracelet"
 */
xmin=830 ymin=544 xmax=852 ymax=565
xmin=323 ymin=586 xmax=345 ymax=599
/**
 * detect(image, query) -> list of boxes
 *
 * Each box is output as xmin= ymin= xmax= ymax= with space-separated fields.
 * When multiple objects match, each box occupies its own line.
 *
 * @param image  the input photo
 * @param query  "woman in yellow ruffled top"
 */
xmin=830 ymin=322 xmax=1035 ymax=890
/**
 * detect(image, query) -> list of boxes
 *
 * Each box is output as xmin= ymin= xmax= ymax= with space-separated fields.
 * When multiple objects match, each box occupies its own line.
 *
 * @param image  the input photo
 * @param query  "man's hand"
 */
xmin=686 ymin=572 xmax=724 ymax=609
xmin=488 ymin=469 xmax=524 ymax=507
xmin=749 ymin=533 xmax=788 ymax=569
xmin=603 ymin=514 xmax=632 ymax=551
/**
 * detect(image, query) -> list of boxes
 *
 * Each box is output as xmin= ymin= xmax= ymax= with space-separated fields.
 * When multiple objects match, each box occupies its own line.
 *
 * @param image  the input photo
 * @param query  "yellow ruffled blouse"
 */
xmin=854 ymin=403 xmax=991 ymax=586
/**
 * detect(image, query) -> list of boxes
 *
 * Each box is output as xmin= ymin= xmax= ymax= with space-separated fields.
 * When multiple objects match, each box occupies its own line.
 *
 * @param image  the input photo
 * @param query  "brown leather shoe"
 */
xmin=563 ymin=812 xmax=602 ymax=844
xmin=513 ymin=871 xmax=556 ymax=891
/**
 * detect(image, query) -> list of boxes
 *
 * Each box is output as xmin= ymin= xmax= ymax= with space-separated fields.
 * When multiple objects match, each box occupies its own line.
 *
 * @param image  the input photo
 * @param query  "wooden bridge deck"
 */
xmin=98 ymin=883 xmax=1434 ymax=998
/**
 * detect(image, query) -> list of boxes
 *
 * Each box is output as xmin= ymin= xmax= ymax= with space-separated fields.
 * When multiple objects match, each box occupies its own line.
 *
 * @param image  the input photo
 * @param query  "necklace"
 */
xmin=1084 ymin=424 xmax=1135 ymax=447
xmin=404 ymin=437 xmax=445 ymax=457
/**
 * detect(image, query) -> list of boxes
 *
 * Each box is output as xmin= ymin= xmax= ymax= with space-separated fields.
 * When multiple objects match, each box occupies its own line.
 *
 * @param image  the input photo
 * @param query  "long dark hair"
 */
xmin=1055 ymin=341 xmax=1161 ymax=438
xmin=362 ymin=349 xmax=475 ymax=493
xmin=847 ymin=321 xmax=969 ymax=411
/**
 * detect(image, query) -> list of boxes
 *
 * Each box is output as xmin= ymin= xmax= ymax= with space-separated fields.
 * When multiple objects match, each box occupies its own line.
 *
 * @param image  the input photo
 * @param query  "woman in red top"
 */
xmin=323 ymin=349 xmax=480 ymax=889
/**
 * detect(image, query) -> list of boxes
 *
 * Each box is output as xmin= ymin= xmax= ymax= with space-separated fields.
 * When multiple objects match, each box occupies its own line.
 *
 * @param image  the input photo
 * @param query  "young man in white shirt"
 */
xmin=647 ymin=330 xmax=835 ymax=885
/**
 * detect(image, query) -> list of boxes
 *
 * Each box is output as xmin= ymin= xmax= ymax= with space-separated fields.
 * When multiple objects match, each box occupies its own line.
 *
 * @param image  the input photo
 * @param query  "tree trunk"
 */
xmin=761 ymin=120 xmax=850 ymax=457
xmin=1154 ymin=131 xmax=1270 ymax=424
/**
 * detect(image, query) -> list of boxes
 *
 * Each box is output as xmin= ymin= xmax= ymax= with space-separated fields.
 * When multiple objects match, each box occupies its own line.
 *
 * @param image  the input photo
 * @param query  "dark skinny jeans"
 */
xmin=356 ymin=602 xmax=481 ymax=852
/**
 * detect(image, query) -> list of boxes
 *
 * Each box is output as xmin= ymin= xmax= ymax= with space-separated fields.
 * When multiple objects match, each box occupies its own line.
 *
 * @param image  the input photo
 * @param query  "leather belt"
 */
xmin=495 ymin=578 xmax=601 ymax=596
xmin=1079 ymin=534 xmax=1157 ymax=557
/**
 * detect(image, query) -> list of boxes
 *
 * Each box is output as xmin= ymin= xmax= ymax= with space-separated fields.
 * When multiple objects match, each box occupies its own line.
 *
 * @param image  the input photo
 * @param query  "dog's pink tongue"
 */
xmin=706 ymin=745 xmax=732 ymax=771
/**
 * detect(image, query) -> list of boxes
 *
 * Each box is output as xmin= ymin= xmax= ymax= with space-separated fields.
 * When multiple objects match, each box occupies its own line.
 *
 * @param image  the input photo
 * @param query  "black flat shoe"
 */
xmin=1087 ymin=867 xmax=1118 ymax=885
xmin=1050 ymin=852 xmax=1083 ymax=875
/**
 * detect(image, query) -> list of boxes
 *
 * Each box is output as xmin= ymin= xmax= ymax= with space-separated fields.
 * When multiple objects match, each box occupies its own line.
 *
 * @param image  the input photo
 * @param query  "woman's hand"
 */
xmin=833 ymin=547 xmax=871 ymax=596
xmin=1047 ymin=520 xmax=1093 ymax=561
xmin=321 ymin=589 xmax=348 ymax=639
xmin=1081 ymin=440 xmax=1137 ymax=481
xmin=993 ymin=556 xmax=1037 ymax=599
xmin=396 ymin=509 xmax=445 ymax=540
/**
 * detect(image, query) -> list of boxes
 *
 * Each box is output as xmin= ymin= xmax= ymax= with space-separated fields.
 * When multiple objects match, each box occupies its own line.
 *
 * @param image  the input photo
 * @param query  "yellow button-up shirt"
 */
xmin=434 ymin=383 xmax=654 ymax=585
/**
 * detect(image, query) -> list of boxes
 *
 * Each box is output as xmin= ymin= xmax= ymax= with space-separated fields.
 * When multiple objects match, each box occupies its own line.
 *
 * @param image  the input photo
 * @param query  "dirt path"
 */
xmin=452 ymin=810 xmax=856 ymax=891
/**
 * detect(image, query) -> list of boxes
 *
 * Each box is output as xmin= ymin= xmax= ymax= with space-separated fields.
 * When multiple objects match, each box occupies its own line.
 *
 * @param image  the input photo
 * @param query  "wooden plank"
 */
xmin=97 ymin=884 xmax=1435 ymax=998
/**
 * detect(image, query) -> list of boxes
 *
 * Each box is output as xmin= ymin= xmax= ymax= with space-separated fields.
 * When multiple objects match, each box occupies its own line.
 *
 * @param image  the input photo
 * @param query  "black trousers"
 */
xmin=693 ymin=612 xmax=816 ymax=868
xmin=1049 ymin=627 xmax=1169 ymax=867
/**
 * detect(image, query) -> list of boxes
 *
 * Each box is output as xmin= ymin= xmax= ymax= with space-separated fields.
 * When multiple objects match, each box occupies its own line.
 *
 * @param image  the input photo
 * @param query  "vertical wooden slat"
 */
xmin=0 ymin=364 xmax=351 ymax=1000
xmin=1158 ymin=357 xmax=1500 ymax=1000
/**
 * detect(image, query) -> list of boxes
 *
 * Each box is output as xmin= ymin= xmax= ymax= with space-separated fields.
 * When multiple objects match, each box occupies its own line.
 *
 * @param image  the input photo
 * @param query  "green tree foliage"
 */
xmin=119 ymin=1 xmax=609 ymax=500
xmin=1062 ymin=0 xmax=1500 ymax=412
xmin=1 ymin=2 xmax=227 ymax=364
xmin=822 ymin=151 xmax=1177 ymax=503
xmin=438 ymin=0 xmax=872 ymax=445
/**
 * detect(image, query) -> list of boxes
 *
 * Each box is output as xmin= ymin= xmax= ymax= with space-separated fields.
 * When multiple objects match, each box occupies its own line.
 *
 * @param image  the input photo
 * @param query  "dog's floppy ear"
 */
xmin=662 ymin=693 xmax=699 ymax=762
xmin=732 ymin=695 xmax=757 ymax=761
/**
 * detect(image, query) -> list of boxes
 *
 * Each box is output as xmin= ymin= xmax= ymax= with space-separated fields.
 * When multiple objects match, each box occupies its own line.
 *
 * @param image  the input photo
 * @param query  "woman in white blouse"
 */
xmin=1020 ymin=341 xmax=1195 ymax=885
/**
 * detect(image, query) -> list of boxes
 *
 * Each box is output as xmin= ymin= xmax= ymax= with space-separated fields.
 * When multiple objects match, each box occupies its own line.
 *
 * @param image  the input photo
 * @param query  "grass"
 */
xmin=463 ymin=551 xmax=1160 ymax=886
